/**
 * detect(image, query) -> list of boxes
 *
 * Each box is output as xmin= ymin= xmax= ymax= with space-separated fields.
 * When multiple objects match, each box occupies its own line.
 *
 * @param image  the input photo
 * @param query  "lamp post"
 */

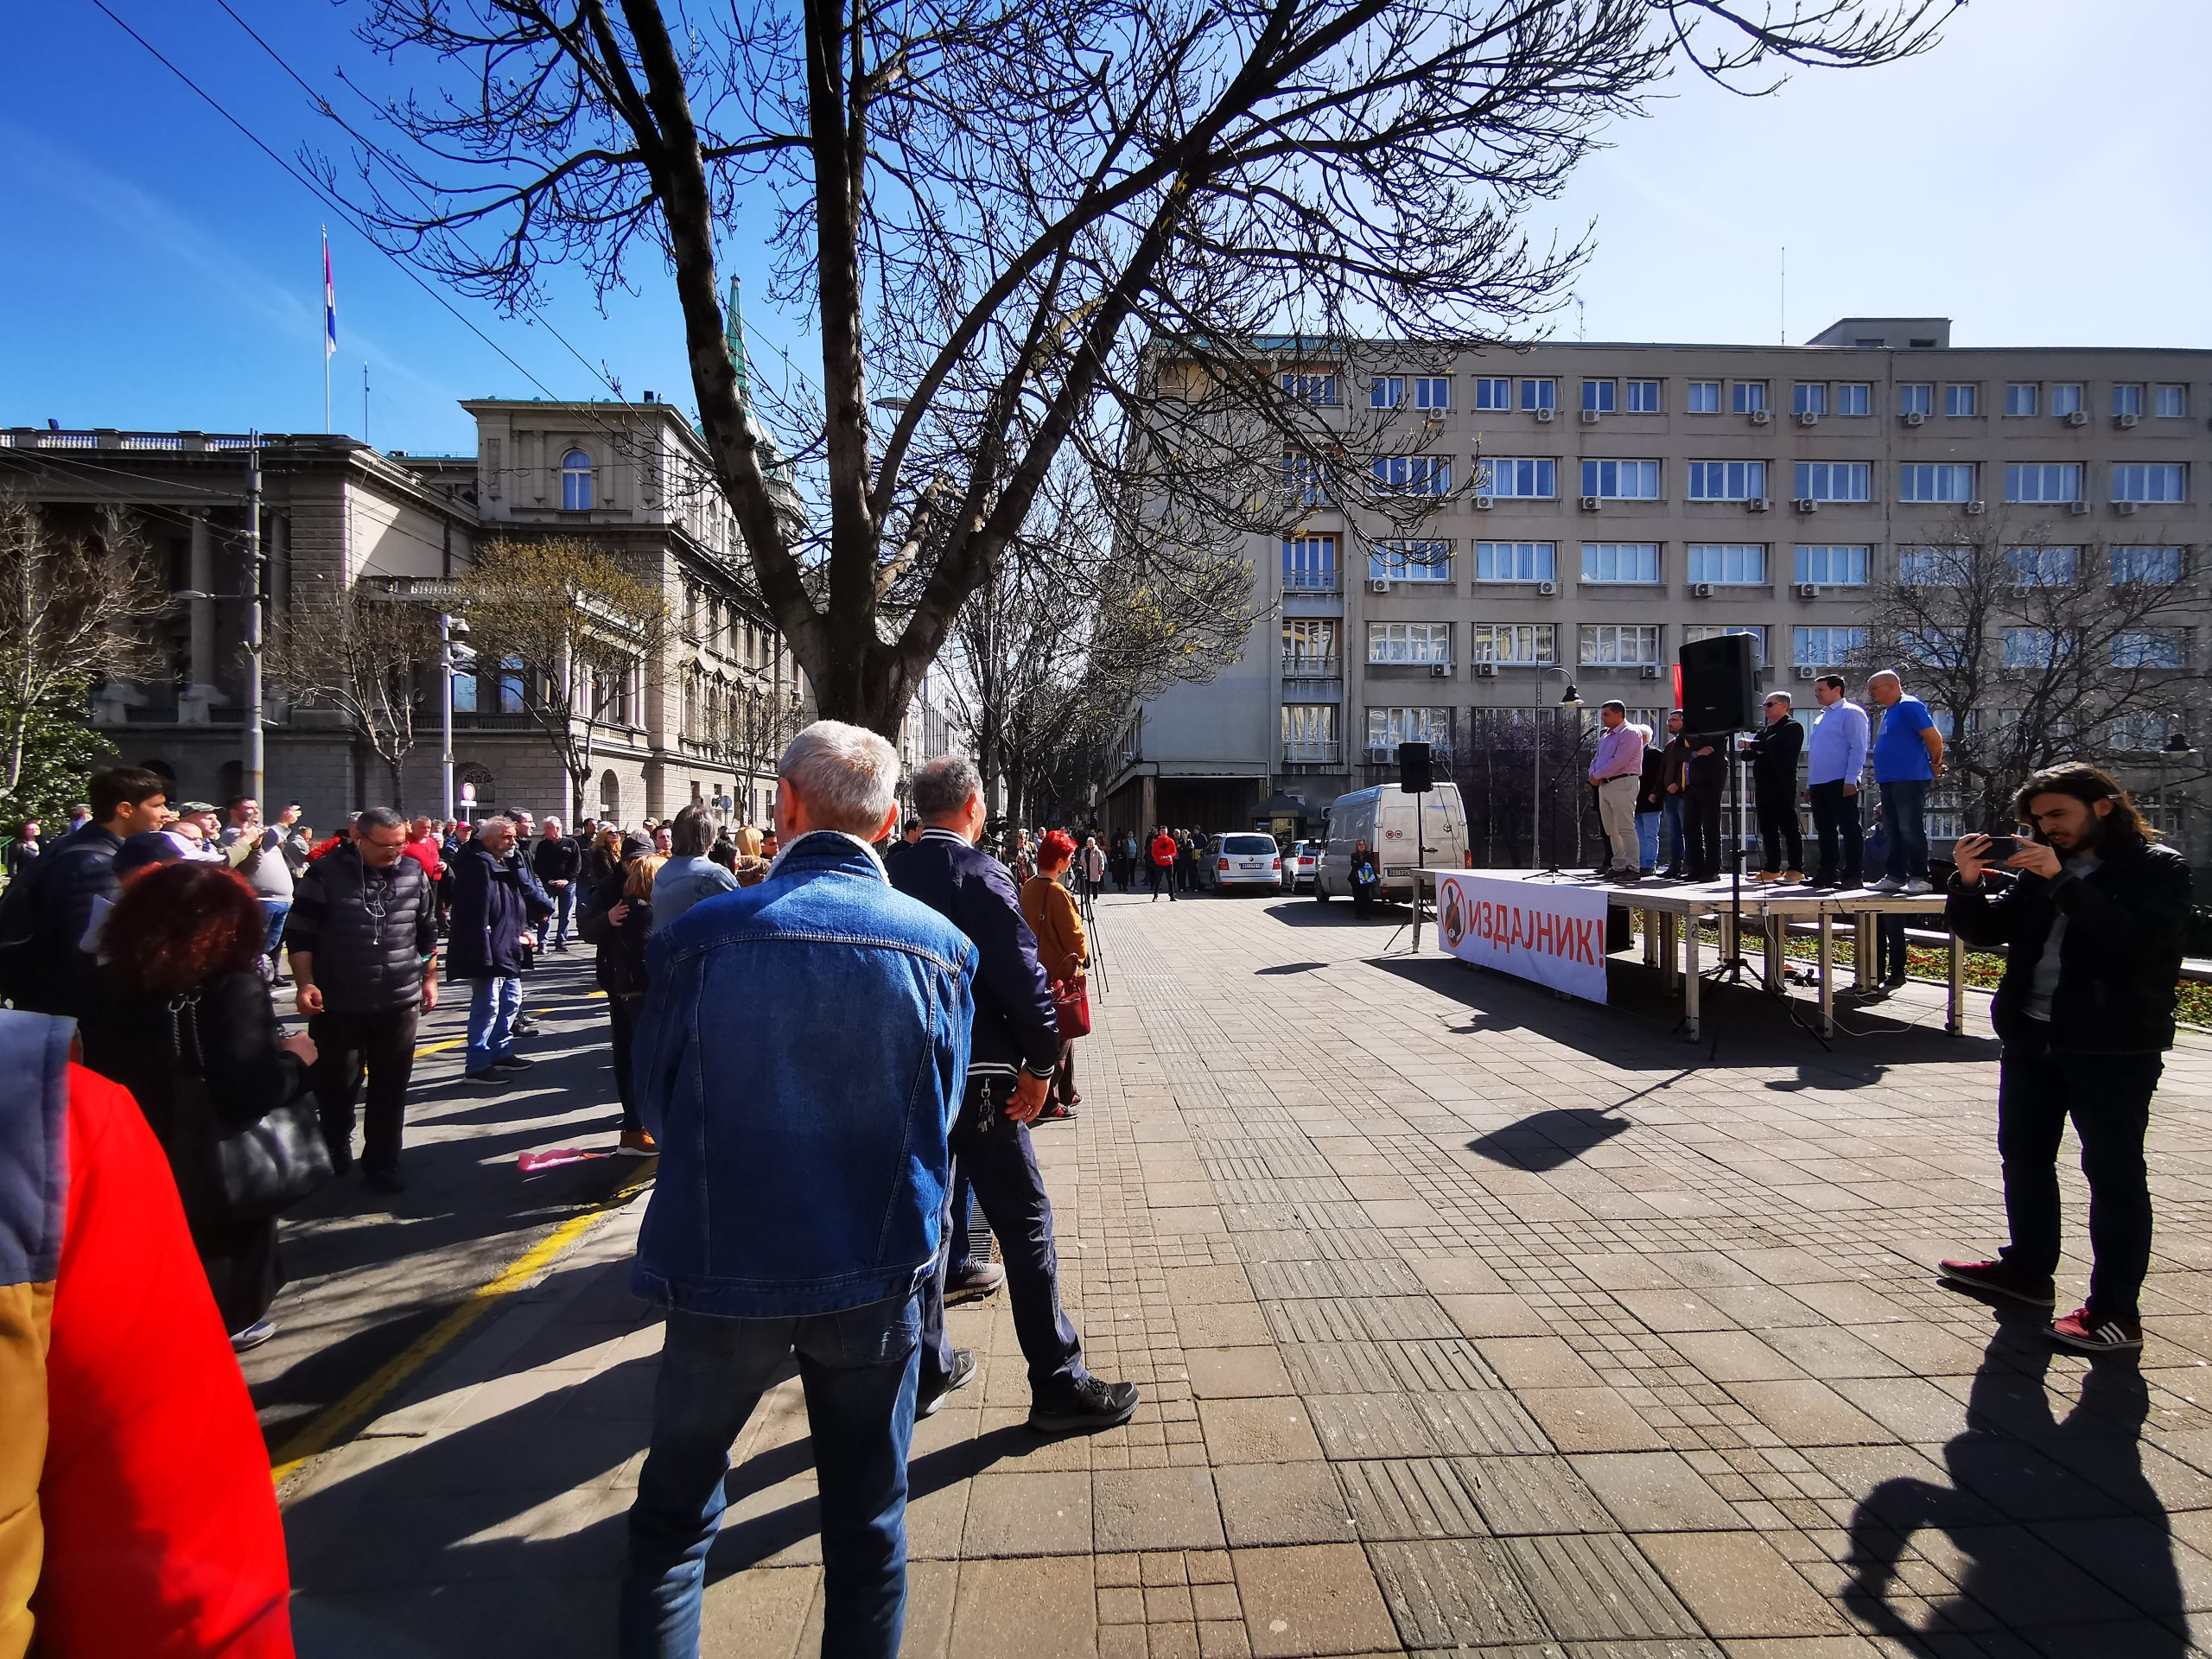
xmin=1528 ymin=666 xmax=1581 ymax=869
xmin=2159 ymin=730 xmax=2197 ymax=857
xmin=439 ymin=612 xmax=472 ymax=823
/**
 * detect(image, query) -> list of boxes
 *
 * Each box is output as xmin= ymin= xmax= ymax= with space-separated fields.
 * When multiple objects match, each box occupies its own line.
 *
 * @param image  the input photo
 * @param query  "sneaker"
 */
xmin=918 ymin=1348 xmax=977 ymax=1418
xmin=2050 ymin=1306 xmax=2145 ymax=1354
xmin=1783 ymin=870 xmax=1807 ymax=883
xmin=493 ymin=1054 xmax=534 ymax=1073
xmin=1029 ymin=1375 xmax=1141 ymax=1435
xmin=947 ymin=1262 xmax=1006 ymax=1306
xmin=1884 ymin=969 xmax=1909 ymax=988
xmin=1866 ymin=875 xmax=1905 ymax=893
xmin=1900 ymin=878 xmax=1935 ymax=895
xmin=1936 ymin=1257 xmax=2056 ymax=1307
xmin=616 ymin=1128 xmax=658 ymax=1157
xmin=512 ymin=1017 xmax=541 ymax=1039
xmin=1035 ymin=1102 xmax=1077 ymax=1122
xmin=465 ymin=1067 xmax=504 ymax=1084
xmin=230 ymin=1319 xmax=277 ymax=1353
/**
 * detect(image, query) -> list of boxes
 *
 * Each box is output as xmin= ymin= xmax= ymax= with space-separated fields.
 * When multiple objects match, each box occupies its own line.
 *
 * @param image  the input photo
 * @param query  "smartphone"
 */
xmin=1977 ymin=834 xmax=2021 ymax=861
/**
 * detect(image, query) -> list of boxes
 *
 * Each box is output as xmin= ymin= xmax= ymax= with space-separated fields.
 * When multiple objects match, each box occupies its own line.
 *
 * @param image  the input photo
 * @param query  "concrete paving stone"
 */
xmin=1455 ymin=1454 xmax=1616 ymax=1536
xmin=1506 ymin=1531 xmax=1707 ymax=1642
xmin=1726 ymin=1382 xmax=1897 ymax=1447
xmin=1334 ymin=1458 xmax=1489 ymax=1542
xmin=1668 ymin=1331 xmax=1812 ymax=1384
xmin=1201 ymin=1397 xmax=1328 ymax=1463
xmin=1705 ymin=1286 xmax=1835 ymax=1331
xmin=1515 ymin=1387 xmax=1671 ymax=1453
xmin=1406 ymin=1255 xmax=1512 ymax=1296
xmin=1618 ymin=1289 xmax=1747 ymax=1334
xmin=1569 ymin=1452 xmax=1751 ymax=1532
xmin=1440 ymin=1294 xmax=1559 ymax=1338
xmin=1633 ymin=1532 xmax=1850 ymax=1638
xmin=1306 ymin=1393 xmax=1449 ymax=1460
xmin=1243 ymin=1256 xmax=1430 ymax=1300
xmin=960 ymin=1470 xmax=1094 ymax=1557
xmin=949 ymin=1554 xmax=1098 ymax=1658
xmin=1151 ymin=1181 xmax=1227 ymax=1208
xmin=1419 ymin=1389 xmax=1557 ymax=1456
xmin=1280 ymin=1343 xmax=1410 ymax=1396
xmin=1366 ymin=1536 xmax=1553 ymax=1649
xmin=1841 ymin=1320 xmax=1993 ymax=1378
xmin=1572 ymin=1253 xmax=1689 ymax=1292
xmin=1480 ymin=1337 xmax=1609 ymax=1390
xmin=1262 ymin=1295 xmax=1464 ymax=1345
xmin=1216 ymin=1462 xmax=1360 ymax=1547
xmin=1381 ymin=1339 xmax=1505 ymax=1395
xmin=1156 ymin=1206 xmax=1230 ymax=1235
xmin=1177 ymin=1302 xmax=1278 ymax=1348
xmin=1093 ymin=1466 xmax=1229 ymax=1552
xmin=1760 ymin=1325 xmax=1914 ymax=1382
xmin=1188 ymin=1347 xmax=1298 ymax=1398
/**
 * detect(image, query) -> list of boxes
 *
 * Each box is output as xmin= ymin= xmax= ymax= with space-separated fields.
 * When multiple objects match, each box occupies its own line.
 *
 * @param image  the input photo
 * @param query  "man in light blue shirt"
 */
xmin=1866 ymin=670 xmax=1946 ymax=893
xmin=1803 ymin=674 xmax=1869 ymax=889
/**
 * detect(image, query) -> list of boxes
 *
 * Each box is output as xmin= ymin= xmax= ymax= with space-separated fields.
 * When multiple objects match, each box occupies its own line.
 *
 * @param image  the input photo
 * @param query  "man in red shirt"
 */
xmin=1148 ymin=827 xmax=1178 ymax=903
xmin=402 ymin=815 xmax=445 ymax=883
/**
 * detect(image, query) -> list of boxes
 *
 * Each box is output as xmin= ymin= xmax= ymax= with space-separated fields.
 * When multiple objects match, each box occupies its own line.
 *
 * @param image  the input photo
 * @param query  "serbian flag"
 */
xmin=322 ymin=229 xmax=336 ymax=359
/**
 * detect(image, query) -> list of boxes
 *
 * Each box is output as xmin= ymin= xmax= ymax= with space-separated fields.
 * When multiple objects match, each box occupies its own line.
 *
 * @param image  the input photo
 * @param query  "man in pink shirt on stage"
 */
xmin=1588 ymin=701 xmax=1645 ymax=884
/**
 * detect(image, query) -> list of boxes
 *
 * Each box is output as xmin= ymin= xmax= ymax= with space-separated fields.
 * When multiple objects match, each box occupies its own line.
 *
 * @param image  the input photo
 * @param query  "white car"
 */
xmin=1285 ymin=840 xmax=1319 ymax=890
xmin=1213 ymin=833 xmax=1283 ymax=893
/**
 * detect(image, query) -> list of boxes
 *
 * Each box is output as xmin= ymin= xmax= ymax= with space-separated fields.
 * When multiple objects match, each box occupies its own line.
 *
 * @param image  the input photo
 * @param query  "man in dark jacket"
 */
xmin=4 ymin=766 xmax=168 ymax=1016
xmin=1656 ymin=713 xmax=1689 ymax=878
xmin=1936 ymin=763 xmax=2192 ymax=1354
xmin=893 ymin=755 xmax=1138 ymax=1434
xmin=1745 ymin=692 xmax=1806 ymax=882
xmin=447 ymin=815 xmax=550 ymax=1082
xmin=531 ymin=818 xmax=583 ymax=951
xmin=287 ymin=805 xmax=438 ymax=1192
xmin=1677 ymin=728 xmax=1728 ymax=881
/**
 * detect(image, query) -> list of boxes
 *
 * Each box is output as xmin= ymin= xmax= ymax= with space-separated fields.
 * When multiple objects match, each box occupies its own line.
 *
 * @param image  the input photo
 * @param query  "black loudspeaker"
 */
xmin=1676 ymin=634 xmax=1759 ymax=732
xmin=1398 ymin=741 xmax=1433 ymax=793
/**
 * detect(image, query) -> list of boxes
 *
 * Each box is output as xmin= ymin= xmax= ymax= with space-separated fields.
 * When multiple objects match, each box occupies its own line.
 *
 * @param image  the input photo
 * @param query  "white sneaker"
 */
xmin=1900 ymin=878 xmax=1934 ymax=894
xmin=1866 ymin=875 xmax=1904 ymax=893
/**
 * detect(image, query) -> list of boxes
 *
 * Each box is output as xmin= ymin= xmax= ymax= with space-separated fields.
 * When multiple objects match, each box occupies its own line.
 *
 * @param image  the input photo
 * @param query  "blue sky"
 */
xmin=3 ymin=1 xmax=2205 ymax=457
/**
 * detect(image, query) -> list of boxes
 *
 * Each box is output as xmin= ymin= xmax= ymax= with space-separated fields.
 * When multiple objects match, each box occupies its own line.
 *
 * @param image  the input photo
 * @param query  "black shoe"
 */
xmin=918 ymin=1348 xmax=976 ymax=1418
xmin=324 ymin=1141 xmax=355 ymax=1175
xmin=365 ymin=1166 xmax=406 ymax=1195
xmin=465 ymin=1068 xmax=503 ymax=1084
xmin=1029 ymin=1375 xmax=1141 ymax=1435
xmin=1035 ymin=1102 xmax=1076 ymax=1122
xmin=512 ymin=1017 xmax=540 ymax=1039
xmin=493 ymin=1054 xmax=534 ymax=1073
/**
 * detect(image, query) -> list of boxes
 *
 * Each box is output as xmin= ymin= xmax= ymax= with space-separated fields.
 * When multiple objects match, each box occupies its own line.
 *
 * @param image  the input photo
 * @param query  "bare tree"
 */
xmin=460 ymin=537 xmax=671 ymax=817
xmin=0 ymin=493 xmax=168 ymax=822
xmin=327 ymin=0 xmax=1948 ymax=739
xmin=266 ymin=578 xmax=446 ymax=806
xmin=1866 ymin=509 xmax=2208 ymax=828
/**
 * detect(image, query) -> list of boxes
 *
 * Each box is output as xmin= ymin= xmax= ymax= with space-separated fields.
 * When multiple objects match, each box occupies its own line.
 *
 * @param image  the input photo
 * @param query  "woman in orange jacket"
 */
xmin=1020 ymin=830 xmax=1088 ymax=1120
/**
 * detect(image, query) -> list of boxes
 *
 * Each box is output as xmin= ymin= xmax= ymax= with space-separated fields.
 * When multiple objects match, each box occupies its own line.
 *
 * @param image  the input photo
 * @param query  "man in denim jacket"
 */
xmin=620 ymin=722 xmax=976 ymax=1659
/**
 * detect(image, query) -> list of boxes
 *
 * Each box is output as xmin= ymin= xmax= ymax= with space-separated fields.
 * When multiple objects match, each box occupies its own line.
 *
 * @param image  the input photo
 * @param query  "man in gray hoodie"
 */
xmin=219 ymin=795 xmax=296 ymax=978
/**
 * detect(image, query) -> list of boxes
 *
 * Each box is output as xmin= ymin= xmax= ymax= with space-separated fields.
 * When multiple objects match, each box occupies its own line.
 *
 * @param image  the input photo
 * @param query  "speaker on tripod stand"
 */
xmin=1675 ymin=633 xmax=1761 ymax=988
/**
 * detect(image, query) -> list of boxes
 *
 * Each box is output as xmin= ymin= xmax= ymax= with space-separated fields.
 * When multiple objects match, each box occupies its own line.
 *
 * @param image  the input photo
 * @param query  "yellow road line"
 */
xmin=270 ymin=1169 xmax=654 ymax=1493
xmin=413 ymin=1038 xmax=463 ymax=1058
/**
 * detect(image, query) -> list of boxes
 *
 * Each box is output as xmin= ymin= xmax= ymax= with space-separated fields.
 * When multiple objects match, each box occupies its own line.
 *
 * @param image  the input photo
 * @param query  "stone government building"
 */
xmin=1 ymin=395 xmax=812 ymax=831
xmin=1107 ymin=317 xmax=2210 ymax=868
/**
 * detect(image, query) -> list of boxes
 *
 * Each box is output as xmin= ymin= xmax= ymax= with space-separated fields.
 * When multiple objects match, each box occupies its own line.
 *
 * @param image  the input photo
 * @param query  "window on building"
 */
xmin=495 ymin=655 xmax=528 ymax=714
xmin=1282 ymin=372 xmax=1338 ymax=404
xmin=1281 ymin=619 xmax=1339 ymax=670
xmin=1793 ymin=544 xmax=1870 ymax=585
xmin=2113 ymin=383 xmax=2144 ymax=417
xmin=1368 ymin=707 xmax=1452 ymax=752
xmin=1897 ymin=545 xmax=1967 ymax=587
xmin=1368 ymin=621 xmax=1451 ymax=664
xmin=1281 ymin=534 xmax=1338 ymax=591
xmin=1478 ymin=457 xmax=1556 ymax=499
xmin=1414 ymin=377 xmax=1451 ymax=411
xmin=1793 ymin=461 xmax=1871 ymax=502
xmin=1686 ymin=460 xmax=1768 ymax=500
xmin=1372 ymin=455 xmax=1451 ymax=494
xmin=2003 ymin=628 xmax=2072 ymax=668
xmin=1469 ymin=623 xmax=1555 ymax=665
xmin=1580 ymin=459 xmax=1661 ymax=499
xmin=561 ymin=449 xmax=595 ymax=510
xmin=2110 ymin=545 xmax=2184 ymax=585
xmin=1370 ymin=540 xmax=1452 ymax=582
xmin=1579 ymin=623 xmax=1661 ymax=666
xmin=2050 ymin=382 xmax=2083 ymax=416
xmin=1281 ymin=703 xmax=1338 ymax=756
xmin=1581 ymin=542 xmax=1661 ymax=583
xmin=1732 ymin=380 xmax=1767 ymax=414
xmin=1684 ymin=623 xmax=1768 ymax=668
xmin=1625 ymin=378 xmax=1662 ymax=413
xmin=1900 ymin=463 xmax=1977 ymax=503
xmin=2005 ymin=383 xmax=2039 ymax=417
xmin=1835 ymin=383 xmax=1871 ymax=416
xmin=1687 ymin=543 xmax=1768 ymax=585
xmin=1581 ymin=378 xmax=1617 ymax=413
xmin=1943 ymin=383 xmax=1980 ymax=417
xmin=1282 ymin=454 xmax=1327 ymax=507
xmin=2112 ymin=463 xmax=2187 ymax=503
xmin=1473 ymin=540 xmax=1556 ymax=582
xmin=1792 ymin=382 xmax=1827 ymax=416
xmin=2112 ymin=629 xmax=2188 ymax=670
xmin=1473 ymin=377 xmax=1511 ymax=410
xmin=1793 ymin=625 xmax=1866 ymax=666
xmin=1519 ymin=377 xmax=1558 ymax=411
xmin=2005 ymin=545 xmax=2080 ymax=585
xmin=2155 ymin=383 xmax=2189 ymax=418
xmin=1368 ymin=376 xmax=1403 ymax=409
xmin=1897 ymin=383 xmax=1932 ymax=416
xmin=1687 ymin=379 xmax=1721 ymax=414
xmin=2005 ymin=462 xmax=2083 ymax=504
xmin=1902 ymin=626 xmax=1968 ymax=667
xmin=2111 ymin=714 xmax=2183 ymax=752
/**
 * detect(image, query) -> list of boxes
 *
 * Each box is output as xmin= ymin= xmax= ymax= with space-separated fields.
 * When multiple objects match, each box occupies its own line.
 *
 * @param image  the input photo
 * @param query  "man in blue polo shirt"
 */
xmin=1866 ymin=670 xmax=1945 ymax=894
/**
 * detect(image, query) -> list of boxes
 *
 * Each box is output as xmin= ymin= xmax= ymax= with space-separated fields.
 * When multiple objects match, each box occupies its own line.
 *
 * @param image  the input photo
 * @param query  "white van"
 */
xmin=1314 ymin=782 xmax=1469 ymax=903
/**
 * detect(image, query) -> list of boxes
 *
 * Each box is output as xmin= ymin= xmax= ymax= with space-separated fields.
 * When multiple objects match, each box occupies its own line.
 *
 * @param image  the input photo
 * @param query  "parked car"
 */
xmin=1314 ymin=783 xmax=1469 ymax=904
xmin=1213 ymin=832 xmax=1283 ymax=893
xmin=1285 ymin=839 xmax=1319 ymax=890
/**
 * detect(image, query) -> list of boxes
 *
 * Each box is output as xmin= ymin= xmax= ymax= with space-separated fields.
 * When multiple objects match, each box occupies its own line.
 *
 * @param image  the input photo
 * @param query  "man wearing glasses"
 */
xmin=1745 ymin=692 xmax=1806 ymax=883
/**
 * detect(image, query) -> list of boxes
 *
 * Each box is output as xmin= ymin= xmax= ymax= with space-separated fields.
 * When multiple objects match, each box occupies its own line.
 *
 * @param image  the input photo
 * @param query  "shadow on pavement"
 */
xmin=1845 ymin=1311 xmax=2186 ymax=1656
xmin=1465 ymin=1107 xmax=1631 ymax=1173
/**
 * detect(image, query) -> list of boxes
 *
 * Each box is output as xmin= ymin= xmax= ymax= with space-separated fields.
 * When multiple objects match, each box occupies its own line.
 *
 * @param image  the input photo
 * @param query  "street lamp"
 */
xmin=1529 ymin=667 xmax=1581 ymax=872
xmin=440 ymin=613 xmax=474 ymax=823
xmin=2159 ymin=730 xmax=2198 ymax=855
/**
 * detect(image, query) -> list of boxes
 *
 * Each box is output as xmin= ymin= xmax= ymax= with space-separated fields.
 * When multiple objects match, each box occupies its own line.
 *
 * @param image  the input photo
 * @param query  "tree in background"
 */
xmin=329 ymin=0 xmax=1948 ymax=740
xmin=459 ymin=537 xmax=670 ymax=820
xmin=0 ymin=493 xmax=168 ymax=827
xmin=265 ymin=575 xmax=446 ymax=807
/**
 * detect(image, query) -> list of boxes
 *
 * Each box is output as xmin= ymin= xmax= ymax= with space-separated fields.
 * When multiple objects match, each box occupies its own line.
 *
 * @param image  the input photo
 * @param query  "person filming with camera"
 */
xmin=1935 ymin=762 xmax=2192 ymax=1353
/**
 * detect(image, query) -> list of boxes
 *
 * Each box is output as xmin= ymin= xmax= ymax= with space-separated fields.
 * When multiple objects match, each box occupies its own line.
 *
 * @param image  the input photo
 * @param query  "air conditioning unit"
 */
xmin=1795 ymin=410 xmax=1820 ymax=428
xmin=1793 ymin=498 xmax=1818 ymax=514
xmin=1473 ymin=494 xmax=1494 ymax=510
xmin=1964 ymin=499 xmax=1986 ymax=515
xmin=1691 ymin=582 xmax=1714 ymax=599
xmin=1579 ymin=495 xmax=1602 ymax=512
xmin=1748 ymin=409 xmax=1773 ymax=426
xmin=1902 ymin=410 xmax=1927 ymax=427
xmin=1580 ymin=409 xmax=1601 ymax=425
xmin=1536 ymin=580 xmax=1559 ymax=596
xmin=2067 ymin=499 xmax=2090 ymax=516
xmin=1795 ymin=665 xmax=1818 ymax=681
xmin=1472 ymin=662 xmax=1498 ymax=678
xmin=1533 ymin=407 xmax=1555 ymax=423
xmin=2115 ymin=500 xmax=2139 ymax=516
xmin=1638 ymin=664 xmax=1661 ymax=680
xmin=1796 ymin=582 xmax=1821 ymax=599
xmin=2064 ymin=410 xmax=2089 ymax=427
xmin=1369 ymin=578 xmax=1391 ymax=594
xmin=1427 ymin=663 xmax=1452 ymax=678
xmin=2116 ymin=412 xmax=2139 ymax=429
xmin=1745 ymin=498 xmax=1770 ymax=513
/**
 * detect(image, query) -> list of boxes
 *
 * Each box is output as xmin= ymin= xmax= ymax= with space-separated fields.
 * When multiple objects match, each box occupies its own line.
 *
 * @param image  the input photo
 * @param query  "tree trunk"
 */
xmin=386 ymin=755 xmax=404 ymax=810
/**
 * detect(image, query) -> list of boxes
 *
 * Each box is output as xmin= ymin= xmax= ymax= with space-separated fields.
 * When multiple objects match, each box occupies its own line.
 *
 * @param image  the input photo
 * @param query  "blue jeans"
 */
xmin=258 ymin=899 xmax=291 ymax=962
xmin=620 ymin=1297 xmax=920 ymax=1659
xmin=1634 ymin=812 xmax=1660 ymax=871
xmin=1661 ymin=796 xmax=1686 ymax=869
xmin=537 ymin=884 xmax=575 ymax=949
xmin=465 ymin=976 xmax=522 ymax=1072
xmin=1878 ymin=780 xmax=1930 ymax=880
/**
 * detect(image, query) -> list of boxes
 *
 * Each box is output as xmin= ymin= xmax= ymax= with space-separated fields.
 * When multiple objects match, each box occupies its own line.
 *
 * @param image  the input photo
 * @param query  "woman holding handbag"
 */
xmin=1020 ymin=830 xmax=1089 ymax=1122
xmin=79 ymin=861 xmax=323 ymax=1352
xmin=578 ymin=836 xmax=663 ymax=1155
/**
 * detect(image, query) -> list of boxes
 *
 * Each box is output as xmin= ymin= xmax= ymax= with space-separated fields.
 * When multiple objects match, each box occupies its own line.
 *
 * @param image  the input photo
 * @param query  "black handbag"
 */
xmin=167 ymin=991 xmax=334 ymax=1221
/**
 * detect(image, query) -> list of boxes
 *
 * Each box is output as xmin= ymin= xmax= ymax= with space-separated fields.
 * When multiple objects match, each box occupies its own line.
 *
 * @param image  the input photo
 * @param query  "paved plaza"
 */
xmin=273 ymin=888 xmax=2212 ymax=1657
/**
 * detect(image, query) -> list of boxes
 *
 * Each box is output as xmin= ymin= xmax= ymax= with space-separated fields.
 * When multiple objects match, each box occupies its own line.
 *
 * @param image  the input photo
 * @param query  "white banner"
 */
xmin=1433 ymin=872 xmax=1610 ymax=1004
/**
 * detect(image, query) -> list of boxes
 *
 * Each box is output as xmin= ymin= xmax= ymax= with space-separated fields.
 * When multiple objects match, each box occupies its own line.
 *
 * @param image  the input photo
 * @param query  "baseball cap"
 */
xmin=115 ymin=831 xmax=186 ymax=877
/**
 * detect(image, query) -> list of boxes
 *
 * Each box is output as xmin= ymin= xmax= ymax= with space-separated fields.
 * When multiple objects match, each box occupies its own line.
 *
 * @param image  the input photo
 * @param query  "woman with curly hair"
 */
xmin=1019 ymin=830 xmax=1088 ymax=1122
xmin=78 ymin=861 xmax=318 ymax=1351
